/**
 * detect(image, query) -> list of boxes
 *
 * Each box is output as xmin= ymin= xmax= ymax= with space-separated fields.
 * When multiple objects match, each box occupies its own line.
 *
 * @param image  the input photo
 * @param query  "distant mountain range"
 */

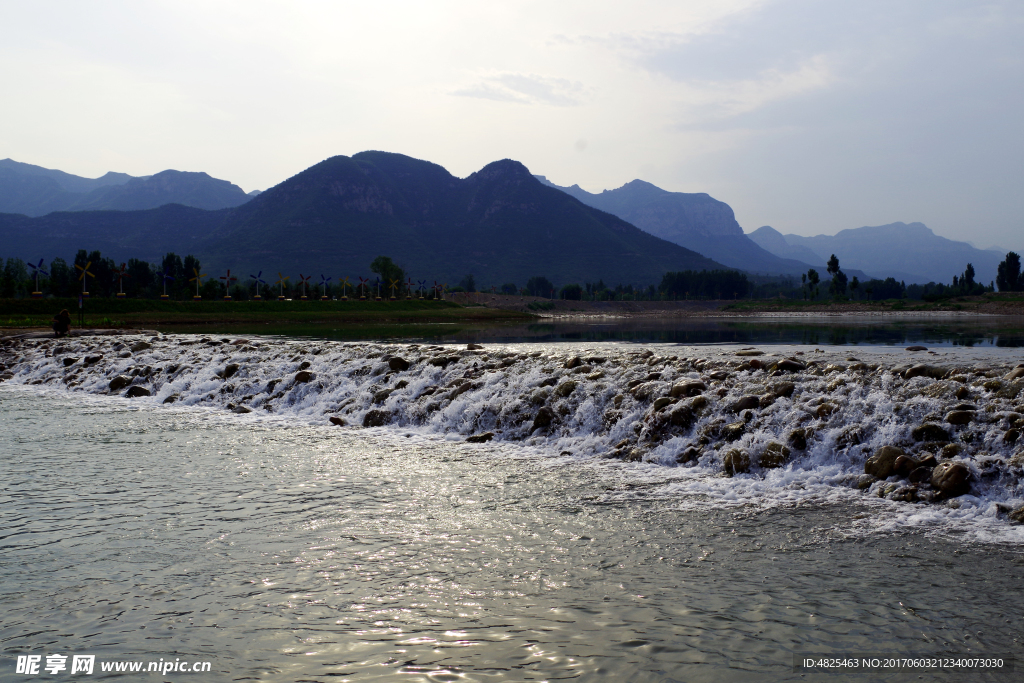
xmin=0 ymin=159 xmax=252 ymax=215
xmin=748 ymin=223 xmax=1004 ymax=285
xmin=535 ymin=176 xmax=815 ymax=276
xmin=0 ymin=152 xmax=726 ymax=286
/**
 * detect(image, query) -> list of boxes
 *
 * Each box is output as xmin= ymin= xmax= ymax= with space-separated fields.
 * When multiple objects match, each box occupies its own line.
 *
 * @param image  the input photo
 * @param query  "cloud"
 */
xmin=452 ymin=73 xmax=586 ymax=106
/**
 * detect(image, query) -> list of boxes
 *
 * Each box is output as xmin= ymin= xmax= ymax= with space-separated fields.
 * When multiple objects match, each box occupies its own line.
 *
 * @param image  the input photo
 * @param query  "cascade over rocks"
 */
xmin=3 ymin=334 xmax=1023 ymax=517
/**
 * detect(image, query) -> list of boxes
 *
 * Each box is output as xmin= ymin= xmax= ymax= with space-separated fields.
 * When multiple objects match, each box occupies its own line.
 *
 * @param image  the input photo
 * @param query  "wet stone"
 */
xmin=676 ymin=447 xmax=700 ymax=465
xmin=329 ymin=416 xmax=346 ymax=426
xmin=931 ymin=461 xmax=971 ymax=497
xmin=945 ymin=410 xmax=974 ymax=425
xmin=760 ymin=442 xmax=790 ymax=468
xmin=108 ymin=375 xmax=132 ymax=391
xmin=388 ymin=357 xmax=411 ymax=372
xmin=125 ymin=386 xmax=151 ymax=398
xmin=730 ymin=395 xmax=760 ymax=412
xmin=723 ymin=449 xmax=750 ymax=476
xmin=294 ymin=370 xmax=314 ymax=384
xmin=466 ymin=432 xmax=494 ymax=443
xmin=912 ymin=423 xmax=950 ymax=442
xmin=362 ymin=410 xmax=388 ymax=427
xmin=865 ymin=446 xmax=904 ymax=479
xmin=722 ymin=422 xmax=745 ymax=442
xmin=670 ymin=381 xmax=705 ymax=398
xmin=532 ymin=406 xmax=554 ymax=430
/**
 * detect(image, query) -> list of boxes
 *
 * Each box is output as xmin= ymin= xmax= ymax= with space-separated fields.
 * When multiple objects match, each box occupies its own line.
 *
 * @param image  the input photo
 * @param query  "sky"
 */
xmin=1 ymin=0 xmax=1021 ymax=251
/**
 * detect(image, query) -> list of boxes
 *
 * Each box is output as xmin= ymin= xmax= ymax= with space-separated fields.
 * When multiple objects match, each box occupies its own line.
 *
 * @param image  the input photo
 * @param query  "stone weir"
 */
xmin=2 ymin=334 xmax=1023 ymax=521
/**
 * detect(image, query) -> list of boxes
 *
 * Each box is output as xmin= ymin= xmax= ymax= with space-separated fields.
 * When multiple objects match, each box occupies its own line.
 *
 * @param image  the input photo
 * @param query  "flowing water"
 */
xmin=2 ymin=333 xmax=1024 ymax=681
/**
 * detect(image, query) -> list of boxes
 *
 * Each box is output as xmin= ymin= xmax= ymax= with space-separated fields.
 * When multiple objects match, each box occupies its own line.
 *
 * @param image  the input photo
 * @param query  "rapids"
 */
xmin=2 ymin=333 xmax=1024 ymax=537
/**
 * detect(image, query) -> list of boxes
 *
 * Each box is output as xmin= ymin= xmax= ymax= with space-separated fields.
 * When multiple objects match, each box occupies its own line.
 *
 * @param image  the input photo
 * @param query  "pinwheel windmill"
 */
xmin=417 ymin=279 xmax=426 ymax=299
xmin=250 ymin=271 xmax=267 ymax=301
xmin=219 ymin=270 xmax=237 ymax=300
xmin=189 ymin=267 xmax=208 ymax=301
xmin=357 ymin=276 xmax=368 ymax=300
xmin=114 ymin=263 xmax=130 ymax=299
xmin=160 ymin=268 xmax=175 ymax=300
xmin=373 ymin=277 xmax=383 ymax=301
xmin=27 ymin=259 xmax=48 ymax=298
xmin=275 ymin=272 xmax=290 ymax=300
xmin=388 ymin=278 xmax=400 ymax=301
xmin=405 ymin=277 xmax=414 ymax=300
xmin=432 ymin=280 xmax=441 ymax=301
xmin=298 ymin=273 xmax=312 ymax=300
xmin=339 ymin=276 xmax=350 ymax=301
xmin=319 ymin=274 xmax=332 ymax=300
xmin=75 ymin=261 xmax=95 ymax=298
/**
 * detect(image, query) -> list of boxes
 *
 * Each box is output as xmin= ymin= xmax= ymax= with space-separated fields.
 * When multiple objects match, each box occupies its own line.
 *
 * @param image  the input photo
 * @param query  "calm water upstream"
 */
xmin=2 ymin=334 xmax=1024 ymax=681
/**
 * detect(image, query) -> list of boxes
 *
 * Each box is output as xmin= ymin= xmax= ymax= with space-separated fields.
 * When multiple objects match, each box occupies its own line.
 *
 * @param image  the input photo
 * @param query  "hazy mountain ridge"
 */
xmin=535 ymin=175 xmax=817 ymax=276
xmin=0 ymin=159 xmax=251 ymax=216
xmin=0 ymin=152 xmax=728 ymax=287
xmin=748 ymin=223 xmax=1003 ymax=285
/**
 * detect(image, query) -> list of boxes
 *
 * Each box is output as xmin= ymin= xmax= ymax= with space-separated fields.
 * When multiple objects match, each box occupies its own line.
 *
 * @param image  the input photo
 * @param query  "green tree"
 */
xmin=49 ymin=257 xmax=74 ymax=297
xmin=370 ymin=256 xmax=406 ymax=292
xmin=996 ymin=252 xmax=1021 ymax=292
xmin=526 ymin=276 xmax=554 ymax=297
xmin=560 ymin=283 xmax=583 ymax=300
xmin=457 ymin=274 xmax=476 ymax=292
xmin=806 ymin=269 xmax=820 ymax=299
xmin=850 ymin=276 xmax=859 ymax=300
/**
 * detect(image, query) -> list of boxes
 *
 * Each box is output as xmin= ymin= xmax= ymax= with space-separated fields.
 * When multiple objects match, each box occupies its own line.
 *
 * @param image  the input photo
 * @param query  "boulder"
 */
xmin=730 ymin=395 xmax=760 ymax=412
xmin=893 ymin=455 xmax=920 ymax=477
xmin=388 ymin=357 xmax=411 ymax=372
xmin=940 ymin=443 xmax=961 ymax=459
xmin=911 ymin=423 xmax=950 ymax=442
xmin=930 ymin=461 xmax=970 ymax=497
xmin=945 ymin=410 xmax=974 ymax=425
xmin=130 ymin=341 xmax=151 ymax=353
xmin=429 ymin=356 xmax=458 ymax=367
xmin=1004 ymin=428 xmax=1020 ymax=445
xmin=865 ymin=446 xmax=904 ymax=479
xmin=772 ymin=381 xmax=796 ymax=398
xmin=955 ymin=386 xmax=971 ymax=400
xmin=466 ymin=343 xmax=483 ymax=350
xmin=670 ymin=381 xmax=705 ymax=398
xmin=328 ymin=416 xmax=346 ymax=426
xmin=62 ymin=357 xmax=79 ymax=367
xmin=722 ymin=421 xmax=745 ymax=442
xmin=735 ymin=350 xmax=764 ymax=357
xmin=676 ymin=447 xmax=700 ymax=464
xmin=788 ymin=428 xmax=808 ymax=451
xmin=554 ymin=380 xmax=578 ymax=398
xmin=630 ymin=382 xmax=661 ymax=401
xmin=532 ymin=406 xmax=554 ymax=430
xmin=723 ymin=449 xmax=750 ymax=475
xmin=83 ymin=355 xmax=102 ymax=365
xmin=668 ymin=404 xmax=695 ymax=428
xmin=771 ymin=359 xmax=805 ymax=374
xmin=906 ymin=345 xmax=928 ymax=351
xmin=1009 ymin=505 xmax=1024 ymax=525
xmin=373 ymin=388 xmax=394 ymax=404
xmin=816 ymin=403 xmax=838 ymax=418
xmin=564 ymin=356 xmax=582 ymax=369
xmin=466 ymin=432 xmax=494 ymax=443
xmin=908 ymin=466 xmax=933 ymax=484
xmin=904 ymin=364 xmax=947 ymax=380
xmin=1005 ymin=367 xmax=1024 ymax=381
xmin=232 ymin=405 xmax=252 ymax=414
xmin=294 ymin=370 xmax=314 ymax=384
xmin=760 ymin=442 xmax=790 ymax=468
xmin=125 ymin=386 xmax=151 ymax=398
xmin=652 ymin=397 xmax=674 ymax=412
xmin=708 ymin=370 xmax=729 ymax=381
xmin=221 ymin=363 xmax=240 ymax=379
xmin=857 ymin=474 xmax=876 ymax=489
xmin=362 ymin=410 xmax=388 ymax=427
xmin=108 ymin=375 xmax=132 ymax=391
xmin=162 ymin=394 xmax=179 ymax=404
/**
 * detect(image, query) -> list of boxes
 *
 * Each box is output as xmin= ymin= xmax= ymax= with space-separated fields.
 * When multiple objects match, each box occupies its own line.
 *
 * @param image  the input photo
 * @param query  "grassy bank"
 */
xmin=0 ymin=297 xmax=535 ymax=331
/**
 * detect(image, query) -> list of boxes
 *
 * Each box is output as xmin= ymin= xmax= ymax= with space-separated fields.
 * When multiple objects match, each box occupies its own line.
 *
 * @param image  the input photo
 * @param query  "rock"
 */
xmin=83 ymin=355 xmax=102 ymax=365
xmin=945 ymin=410 xmax=974 ymax=425
xmin=760 ymin=442 xmax=790 ymax=468
xmin=893 ymin=454 xmax=920 ymax=477
xmin=816 ymin=403 xmax=838 ymax=418
xmin=125 ymin=386 xmax=150 ymax=398
xmin=564 ymin=356 xmax=582 ymax=369
xmin=467 ymin=343 xmax=483 ymax=350
xmin=117 ymin=351 xmax=131 ymax=359
xmin=835 ymin=425 xmax=863 ymax=448
xmin=770 ymin=359 xmax=805 ymax=374
xmin=554 ymin=380 xmax=578 ymax=398
xmin=328 ymin=416 xmax=346 ymax=426
xmin=676 ymin=447 xmax=700 ymax=464
xmin=1004 ymin=428 xmax=1020 ymax=445
xmin=735 ymin=350 xmax=764 ymax=356
xmin=62 ymin=357 xmax=79 ymax=367
xmin=362 ymin=410 xmax=388 ymax=427
xmin=625 ymin=448 xmax=644 ymax=462
xmin=294 ymin=370 xmax=314 ymax=384
xmin=748 ymin=359 xmax=763 ymax=370
xmin=912 ymin=423 xmax=950 ymax=442
xmin=162 ymin=394 xmax=179 ymax=404
xmin=630 ymin=382 xmax=661 ymax=401
xmin=931 ymin=461 xmax=970 ymax=497
xmin=532 ymin=406 xmax=554 ymax=430
xmin=708 ymin=370 xmax=729 ymax=381
xmin=908 ymin=466 xmax=933 ymax=484
xmin=221 ymin=363 xmax=240 ymax=379
xmin=373 ymin=388 xmax=394 ymax=404
xmin=584 ymin=356 xmax=606 ymax=365
xmin=449 ymin=382 xmax=477 ymax=399
xmin=955 ymin=386 xmax=970 ymax=400
xmin=865 ymin=446 xmax=904 ymax=479
xmin=108 ymin=375 xmax=132 ymax=391
xmin=298 ymin=360 xmax=312 ymax=370
xmin=904 ymin=364 xmax=948 ymax=380
xmin=730 ymin=395 xmax=760 ymax=412
xmin=466 ymin=432 xmax=494 ymax=443
xmin=722 ymin=421 xmax=745 ymax=442
xmin=788 ymin=428 xmax=808 ymax=450
xmin=888 ymin=486 xmax=919 ymax=502
xmin=652 ymin=397 xmax=674 ymax=411
xmin=538 ymin=377 xmax=558 ymax=388
xmin=232 ymin=405 xmax=252 ymax=414
xmin=758 ymin=393 xmax=777 ymax=408
xmin=906 ymin=345 xmax=928 ymax=351
xmin=429 ymin=356 xmax=458 ymax=367
xmin=670 ymin=381 xmax=705 ymax=398
xmin=130 ymin=341 xmax=151 ymax=353
xmin=388 ymin=357 xmax=411 ymax=372
xmin=668 ymin=404 xmax=695 ymax=428
xmin=939 ymin=443 xmax=961 ymax=459
xmin=1009 ymin=505 xmax=1024 ymax=524
xmin=772 ymin=381 xmax=796 ymax=398
xmin=723 ymin=449 xmax=750 ymax=475
xmin=1005 ymin=367 xmax=1024 ymax=381
xmin=857 ymin=474 xmax=876 ymax=489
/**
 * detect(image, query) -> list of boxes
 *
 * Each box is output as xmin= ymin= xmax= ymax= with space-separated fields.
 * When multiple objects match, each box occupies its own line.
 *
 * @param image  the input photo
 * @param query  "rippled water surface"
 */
xmin=3 ymin=385 xmax=1024 ymax=682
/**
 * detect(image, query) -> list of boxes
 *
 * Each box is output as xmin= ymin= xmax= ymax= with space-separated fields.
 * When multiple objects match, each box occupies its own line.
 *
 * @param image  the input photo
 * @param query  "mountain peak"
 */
xmin=472 ymin=158 xmax=534 ymax=182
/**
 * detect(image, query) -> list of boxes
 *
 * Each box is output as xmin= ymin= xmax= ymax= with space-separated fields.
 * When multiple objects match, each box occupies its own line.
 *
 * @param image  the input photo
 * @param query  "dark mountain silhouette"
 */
xmin=0 ymin=152 xmax=728 ymax=287
xmin=749 ymin=223 xmax=1003 ymax=285
xmin=535 ymin=176 xmax=815 ymax=276
xmin=0 ymin=160 xmax=251 ymax=216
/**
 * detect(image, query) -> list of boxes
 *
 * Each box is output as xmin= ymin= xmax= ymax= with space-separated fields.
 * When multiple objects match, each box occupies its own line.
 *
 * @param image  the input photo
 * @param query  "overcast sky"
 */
xmin=2 ymin=0 xmax=1021 ymax=251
